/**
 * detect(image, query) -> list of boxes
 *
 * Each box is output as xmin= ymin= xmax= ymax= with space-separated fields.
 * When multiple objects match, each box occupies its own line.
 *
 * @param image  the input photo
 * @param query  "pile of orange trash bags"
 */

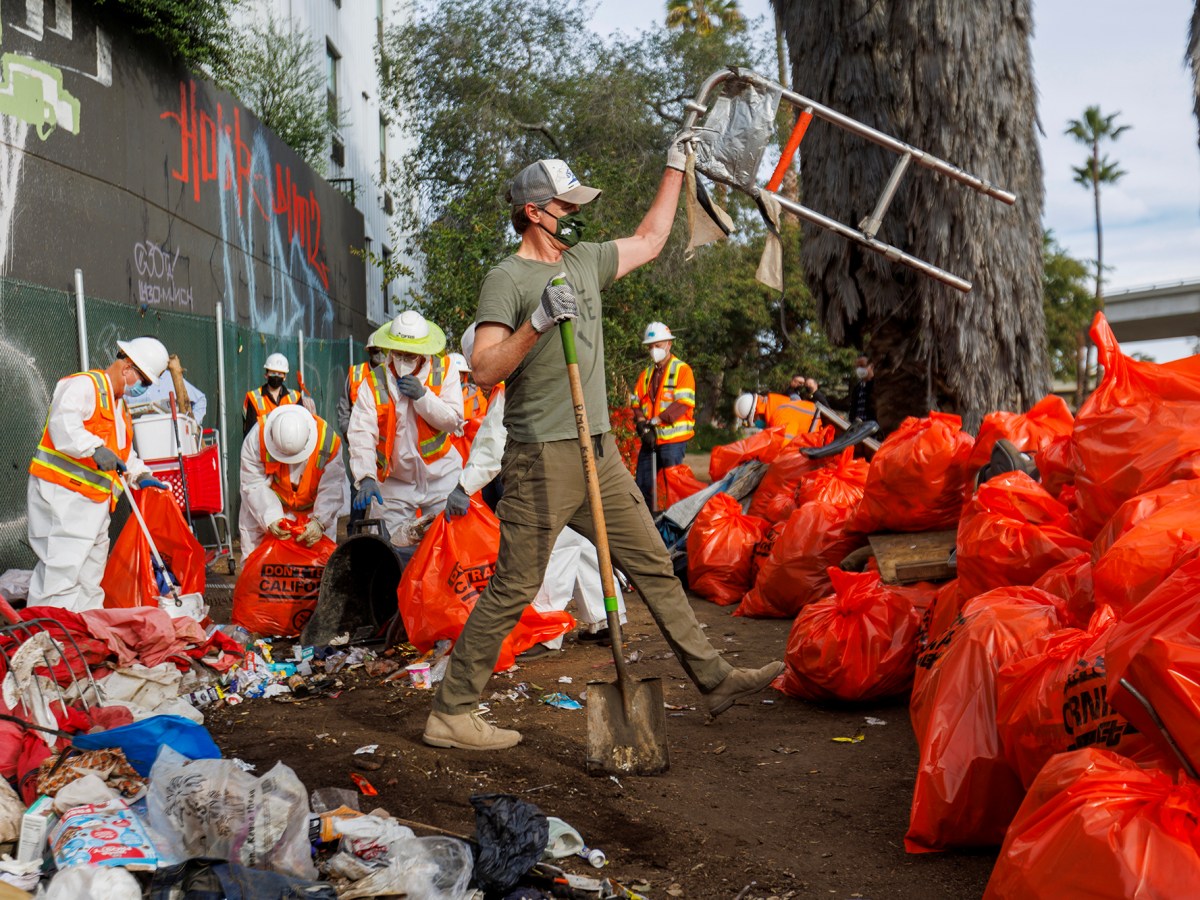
xmin=696 ymin=312 xmax=1200 ymax=890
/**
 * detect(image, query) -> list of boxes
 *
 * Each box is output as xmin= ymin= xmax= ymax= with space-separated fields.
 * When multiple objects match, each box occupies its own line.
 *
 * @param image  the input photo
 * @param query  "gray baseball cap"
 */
xmin=506 ymin=159 xmax=601 ymax=208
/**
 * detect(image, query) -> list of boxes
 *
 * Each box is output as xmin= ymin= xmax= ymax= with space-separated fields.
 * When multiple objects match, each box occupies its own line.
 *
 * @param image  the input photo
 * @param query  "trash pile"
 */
xmin=686 ymin=313 xmax=1200 ymax=897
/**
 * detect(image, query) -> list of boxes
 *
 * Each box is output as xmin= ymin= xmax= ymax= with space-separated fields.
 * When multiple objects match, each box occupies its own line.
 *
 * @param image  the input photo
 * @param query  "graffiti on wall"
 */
xmin=160 ymin=80 xmax=335 ymax=337
xmin=132 ymin=239 xmax=192 ymax=309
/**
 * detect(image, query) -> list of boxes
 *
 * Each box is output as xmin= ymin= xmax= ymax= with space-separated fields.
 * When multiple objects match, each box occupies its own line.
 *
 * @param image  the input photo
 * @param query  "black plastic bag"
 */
xmin=470 ymin=792 xmax=549 ymax=893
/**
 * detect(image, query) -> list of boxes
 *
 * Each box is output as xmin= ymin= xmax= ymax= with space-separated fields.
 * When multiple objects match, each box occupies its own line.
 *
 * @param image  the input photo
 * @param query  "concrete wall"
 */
xmin=0 ymin=0 xmax=368 ymax=340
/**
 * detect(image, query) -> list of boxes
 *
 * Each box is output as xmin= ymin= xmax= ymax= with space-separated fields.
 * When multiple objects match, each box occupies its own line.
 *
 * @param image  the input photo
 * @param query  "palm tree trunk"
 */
xmin=1088 ymin=141 xmax=1104 ymax=391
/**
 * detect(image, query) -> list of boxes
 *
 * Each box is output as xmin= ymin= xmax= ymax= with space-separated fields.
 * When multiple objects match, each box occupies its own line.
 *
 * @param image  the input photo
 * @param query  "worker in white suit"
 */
xmin=238 ymin=405 xmax=347 ymax=562
xmin=27 ymin=337 xmax=172 ymax=611
xmin=443 ymin=324 xmax=625 ymax=651
xmin=347 ymin=311 xmax=465 ymax=545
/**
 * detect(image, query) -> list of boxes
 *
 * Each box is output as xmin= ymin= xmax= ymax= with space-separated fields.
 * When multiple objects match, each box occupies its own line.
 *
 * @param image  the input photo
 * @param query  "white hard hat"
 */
xmin=117 ymin=337 xmax=169 ymax=386
xmin=448 ymin=352 xmax=469 ymax=373
xmin=734 ymin=393 xmax=756 ymax=423
xmin=642 ymin=321 xmax=675 ymax=345
xmin=263 ymin=405 xmax=317 ymax=464
xmin=460 ymin=323 xmax=478 ymax=371
xmin=369 ymin=310 xmax=446 ymax=355
xmin=264 ymin=352 xmax=290 ymax=375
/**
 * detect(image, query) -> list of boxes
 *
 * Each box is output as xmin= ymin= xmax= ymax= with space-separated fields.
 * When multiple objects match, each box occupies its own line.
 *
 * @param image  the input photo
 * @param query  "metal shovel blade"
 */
xmin=586 ymin=676 xmax=670 ymax=776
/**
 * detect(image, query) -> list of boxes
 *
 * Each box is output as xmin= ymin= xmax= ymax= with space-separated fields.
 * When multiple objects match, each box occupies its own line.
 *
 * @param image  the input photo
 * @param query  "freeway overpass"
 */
xmin=1104 ymin=279 xmax=1200 ymax=345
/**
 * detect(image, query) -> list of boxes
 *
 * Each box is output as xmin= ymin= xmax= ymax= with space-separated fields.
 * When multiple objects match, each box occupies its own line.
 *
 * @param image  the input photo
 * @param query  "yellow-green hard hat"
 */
xmin=369 ymin=310 xmax=446 ymax=356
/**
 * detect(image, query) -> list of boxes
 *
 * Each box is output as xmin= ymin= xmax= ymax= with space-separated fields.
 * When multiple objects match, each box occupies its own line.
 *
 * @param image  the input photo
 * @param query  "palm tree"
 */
xmin=1065 ymin=106 xmax=1128 ymax=401
xmin=771 ymin=0 xmax=1047 ymax=431
xmin=666 ymin=0 xmax=744 ymax=36
xmin=1190 ymin=4 xmax=1200 ymax=152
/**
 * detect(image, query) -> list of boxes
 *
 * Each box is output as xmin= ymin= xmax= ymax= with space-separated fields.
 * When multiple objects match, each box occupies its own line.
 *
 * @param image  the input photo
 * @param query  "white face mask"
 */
xmin=390 ymin=352 xmax=418 ymax=377
xmin=855 ymin=367 xmax=869 ymax=380
xmin=650 ymin=346 xmax=668 ymax=364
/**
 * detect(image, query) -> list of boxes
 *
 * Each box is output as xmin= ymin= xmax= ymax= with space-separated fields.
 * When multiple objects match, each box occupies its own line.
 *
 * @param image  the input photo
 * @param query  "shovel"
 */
xmin=559 ymin=314 xmax=670 ymax=776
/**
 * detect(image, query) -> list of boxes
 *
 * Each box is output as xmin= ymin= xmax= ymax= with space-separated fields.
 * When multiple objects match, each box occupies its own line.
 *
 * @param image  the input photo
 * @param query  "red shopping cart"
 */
xmin=145 ymin=430 xmax=235 ymax=574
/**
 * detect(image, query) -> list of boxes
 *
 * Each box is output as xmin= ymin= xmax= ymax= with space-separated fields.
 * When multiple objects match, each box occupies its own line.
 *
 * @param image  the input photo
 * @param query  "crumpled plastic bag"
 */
xmin=852 ymin=412 xmax=975 ymax=534
xmin=907 ymin=587 xmax=1063 ymax=853
xmin=147 ymin=746 xmax=315 ymax=879
xmin=657 ymin=464 xmax=708 ymax=509
xmin=471 ymin=793 xmax=548 ymax=893
xmin=687 ymin=493 xmax=768 ymax=606
xmin=984 ymin=748 xmax=1200 ymax=899
xmin=338 ymin=835 xmax=473 ymax=900
xmin=690 ymin=71 xmax=782 ymax=192
xmin=39 ymin=864 xmax=142 ymax=899
xmin=747 ymin=427 xmax=833 ymax=523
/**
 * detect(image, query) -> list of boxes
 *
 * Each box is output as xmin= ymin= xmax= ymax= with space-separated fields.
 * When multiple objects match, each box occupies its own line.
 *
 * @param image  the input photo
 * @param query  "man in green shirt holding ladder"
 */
xmin=424 ymin=148 xmax=784 ymax=751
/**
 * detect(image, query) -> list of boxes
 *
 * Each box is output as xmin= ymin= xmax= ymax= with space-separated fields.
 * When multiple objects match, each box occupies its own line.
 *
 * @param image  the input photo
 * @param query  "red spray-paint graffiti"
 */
xmin=160 ymin=81 xmax=330 ymax=290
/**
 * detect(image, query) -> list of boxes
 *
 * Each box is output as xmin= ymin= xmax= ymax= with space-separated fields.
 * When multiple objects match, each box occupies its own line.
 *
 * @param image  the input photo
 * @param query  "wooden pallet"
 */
xmin=867 ymin=530 xmax=957 ymax=584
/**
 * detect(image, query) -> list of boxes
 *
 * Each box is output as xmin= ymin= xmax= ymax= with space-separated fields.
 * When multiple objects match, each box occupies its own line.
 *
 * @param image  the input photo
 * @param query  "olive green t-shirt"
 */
xmin=475 ymin=241 xmax=618 ymax=442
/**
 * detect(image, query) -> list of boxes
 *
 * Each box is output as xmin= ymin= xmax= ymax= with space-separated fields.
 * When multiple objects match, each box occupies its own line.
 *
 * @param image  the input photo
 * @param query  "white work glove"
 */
xmin=298 ymin=518 xmax=325 ymax=547
xmin=267 ymin=519 xmax=292 ymax=540
xmin=530 ymin=273 xmax=579 ymax=334
xmin=666 ymin=129 xmax=696 ymax=172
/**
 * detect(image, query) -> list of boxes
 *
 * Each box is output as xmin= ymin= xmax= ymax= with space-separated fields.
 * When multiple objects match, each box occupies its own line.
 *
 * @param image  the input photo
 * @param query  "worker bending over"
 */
xmin=734 ymin=391 xmax=819 ymax=440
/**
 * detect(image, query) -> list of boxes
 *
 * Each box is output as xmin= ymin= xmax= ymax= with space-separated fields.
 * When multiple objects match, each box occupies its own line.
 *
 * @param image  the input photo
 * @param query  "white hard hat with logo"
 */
xmin=263 ymin=405 xmax=317 ymax=464
xmin=117 ymin=337 xmax=169 ymax=386
xmin=460 ymin=323 xmax=478 ymax=371
xmin=642 ymin=322 xmax=675 ymax=345
xmin=369 ymin=310 xmax=447 ymax=356
xmin=264 ymin=353 xmax=290 ymax=375
xmin=734 ymin=393 xmax=757 ymax=423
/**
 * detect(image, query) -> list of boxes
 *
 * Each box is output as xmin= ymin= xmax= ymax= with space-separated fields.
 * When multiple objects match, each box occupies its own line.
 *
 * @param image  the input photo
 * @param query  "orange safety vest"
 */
xmin=365 ymin=355 xmax=456 ymax=480
xmin=632 ymin=356 xmax=696 ymax=444
xmin=760 ymin=393 xmax=818 ymax=440
xmin=29 ymin=370 xmax=131 ymax=510
xmin=347 ymin=362 xmax=371 ymax=407
xmin=260 ymin=414 xmax=342 ymax=512
xmin=461 ymin=382 xmax=489 ymax=445
xmin=244 ymin=385 xmax=301 ymax=421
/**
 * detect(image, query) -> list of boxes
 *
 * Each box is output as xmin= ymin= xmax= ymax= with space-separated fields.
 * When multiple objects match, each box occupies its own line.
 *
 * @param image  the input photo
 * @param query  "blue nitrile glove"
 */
xmin=137 ymin=475 xmax=169 ymax=491
xmin=354 ymin=478 xmax=383 ymax=510
xmin=444 ymin=484 xmax=470 ymax=519
xmin=153 ymin=562 xmax=179 ymax=596
xmin=92 ymin=447 xmax=126 ymax=473
xmin=396 ymin=374 xmax=426 ymax=400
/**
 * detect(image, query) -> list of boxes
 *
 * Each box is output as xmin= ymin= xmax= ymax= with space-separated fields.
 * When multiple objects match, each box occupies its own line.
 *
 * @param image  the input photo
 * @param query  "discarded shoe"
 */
xmin=578 ymin=628 xmax=612 ymax=646
xmin=516 ymin=643 xmax=553 ymax=661
xmin=422 ymin=709 xmax=521 ymax=750
xmin=705 ymin=661 xmax=785 ymax=718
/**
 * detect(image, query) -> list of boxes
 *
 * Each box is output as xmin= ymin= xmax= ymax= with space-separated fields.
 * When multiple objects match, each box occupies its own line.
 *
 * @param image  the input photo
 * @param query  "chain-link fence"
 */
xmin=0 ymin=275 xmax=366 ymax=570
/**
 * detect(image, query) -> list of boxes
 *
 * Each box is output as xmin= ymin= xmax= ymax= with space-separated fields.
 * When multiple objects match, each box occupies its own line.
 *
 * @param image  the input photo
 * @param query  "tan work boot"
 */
xmin=423 ymin=709 xmax=521 ymax=750
xmin=704 ymin=661 xmax=785 ymax=718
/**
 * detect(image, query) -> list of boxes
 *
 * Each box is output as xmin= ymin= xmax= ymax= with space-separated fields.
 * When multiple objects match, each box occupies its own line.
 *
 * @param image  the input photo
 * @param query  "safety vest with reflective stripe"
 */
xmin=260 ymin=414 xmax=342 ymax=511
xmin=347 ymin=363 xmax=371 ymax=407
xmin=366 ymin=355 xmax=455 ymax=480
xmin=760 ymin=393 xmax=818 ymax=440
xmin=633 ymin=356 xmax=696 ymax=444
xmin=462 ymin=383 xmax=489 ymax=445
xmin=244 ymin=385 xmax=301 ymax=421
xmin=29 ymin=370 xmax=130 ymax=510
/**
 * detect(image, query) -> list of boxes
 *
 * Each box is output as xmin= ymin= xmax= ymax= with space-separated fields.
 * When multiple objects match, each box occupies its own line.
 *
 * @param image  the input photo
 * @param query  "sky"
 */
xmin=589 ymin=0 xmax=1200 ymax=361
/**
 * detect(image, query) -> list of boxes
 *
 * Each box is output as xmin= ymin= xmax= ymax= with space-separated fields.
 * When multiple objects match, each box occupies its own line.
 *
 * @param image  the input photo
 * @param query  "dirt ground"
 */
xmin=204 ymin=582 xmax=997 ymax=899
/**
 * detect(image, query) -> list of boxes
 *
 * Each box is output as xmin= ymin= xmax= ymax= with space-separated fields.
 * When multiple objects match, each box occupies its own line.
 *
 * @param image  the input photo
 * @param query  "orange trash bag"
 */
xmin=1091 ymin=493 xmax=1200 ymax=618
xmin=686 ymin=493 xmax=768 ymax=606
xmin=776 ymin=568 xmax=922 ymax=702
xmin=852 ymin=412 xmax=975 ymax=534
xmin=736 ymin=500 xmax=866 ymax=619
xmin=1032 ymin=553 xmax=1095 ymax=630
xmin=1072 ymin=312 xmax=1200 ymax=537
xmin=996 ymin=607 xmax=1149 ymax=790
xmin=794 ymin=448 xmax=869 ymax=508
xmin=906 ymin=586 xmax=1063 ymax=853
xmin=1092 ymin=479 xmax=1200 ymax=561
xmin=1106 ymin=556 xmax=1200 ymax=776
xmin=747 ymin=427 xmax=834 ymax=523
xmin=966 ymin=395 xmax=1074 ymax=474
xmin=983 ymin=748 xmax=1200 ymax=900
xmin=396 ymin=499 xmax=574 ymax=671
xmin=709 ymin=426 xmax=792 ymax=482
xmin=232 ymin=517 xmax=334 ymax=637
xmin=102 ymin=487 xmax=205 ymax=609
xmin=1034 ymin=433 xmax=1077 ymax=500
xmin=956 ymin=471 xmax=1090 ymax=599
xmin=915 ymin=579 xmax=962 ymax=672
xmin=656 ymin=464 xmax=707 ymax=508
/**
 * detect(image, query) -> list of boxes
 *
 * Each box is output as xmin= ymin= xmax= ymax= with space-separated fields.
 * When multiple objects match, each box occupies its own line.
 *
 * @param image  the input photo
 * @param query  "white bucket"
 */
xmin=133 ymin=413 xmax=200 ymax=460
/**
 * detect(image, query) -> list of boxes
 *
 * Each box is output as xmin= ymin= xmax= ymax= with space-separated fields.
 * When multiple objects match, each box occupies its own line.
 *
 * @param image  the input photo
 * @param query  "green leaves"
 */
xmin=94 ymin=0 xmax=236 ymax=73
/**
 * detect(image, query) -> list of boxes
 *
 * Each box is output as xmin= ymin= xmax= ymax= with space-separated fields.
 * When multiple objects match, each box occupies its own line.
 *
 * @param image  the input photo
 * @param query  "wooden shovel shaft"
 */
xmin=559 ymin=321 xmax=631 ymax=689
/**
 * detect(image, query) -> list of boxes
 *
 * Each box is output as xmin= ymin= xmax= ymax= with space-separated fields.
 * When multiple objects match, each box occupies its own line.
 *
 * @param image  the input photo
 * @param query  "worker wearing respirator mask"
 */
xmin=630 ymin=321 xmax=695 ymax=511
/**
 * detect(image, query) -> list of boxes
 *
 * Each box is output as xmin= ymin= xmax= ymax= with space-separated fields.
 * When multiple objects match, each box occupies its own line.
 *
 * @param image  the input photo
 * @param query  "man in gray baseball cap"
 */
xmin=423 ymin=136 xmax=785 ymax=752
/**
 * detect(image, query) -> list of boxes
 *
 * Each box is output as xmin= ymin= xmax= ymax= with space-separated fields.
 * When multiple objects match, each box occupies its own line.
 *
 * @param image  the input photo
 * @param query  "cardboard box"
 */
xmin=17 ymin=796 xmax=57 ymax=863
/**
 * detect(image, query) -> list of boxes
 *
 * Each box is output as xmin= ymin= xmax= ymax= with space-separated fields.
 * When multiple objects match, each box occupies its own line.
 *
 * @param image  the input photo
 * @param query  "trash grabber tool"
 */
xmin=559 ymin=314 xmax=669 ymax=776
xmin=168 ymin=392 xmax=193 ymax=528
xmin=121 ymin=473 xmax=182 ymax=604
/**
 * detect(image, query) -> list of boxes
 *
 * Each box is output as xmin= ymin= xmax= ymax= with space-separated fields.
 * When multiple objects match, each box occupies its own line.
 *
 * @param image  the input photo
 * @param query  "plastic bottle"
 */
xmin=578 ymin=846 xmax=606 ymax=868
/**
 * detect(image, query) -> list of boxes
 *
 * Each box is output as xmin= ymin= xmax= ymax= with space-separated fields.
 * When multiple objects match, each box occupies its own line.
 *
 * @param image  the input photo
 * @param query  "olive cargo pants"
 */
xmin=433 ymin=433 xmax=731 ymax=715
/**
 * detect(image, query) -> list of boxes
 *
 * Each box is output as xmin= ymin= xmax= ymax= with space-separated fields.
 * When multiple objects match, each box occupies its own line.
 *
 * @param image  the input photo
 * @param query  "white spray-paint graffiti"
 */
xmin=132 ymin=239 xmax=192 ymax=308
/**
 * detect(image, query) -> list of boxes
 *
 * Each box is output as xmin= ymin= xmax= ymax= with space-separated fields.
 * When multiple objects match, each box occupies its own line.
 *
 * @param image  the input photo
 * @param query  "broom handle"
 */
xmin=559 ymin=321 xmax=630 ymax=688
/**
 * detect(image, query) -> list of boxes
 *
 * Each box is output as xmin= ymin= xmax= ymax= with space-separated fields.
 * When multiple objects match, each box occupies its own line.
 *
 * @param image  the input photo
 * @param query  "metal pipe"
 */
xmin=73 ymin=268 xmax=88 ymax=371
xmin=770 ymin=192 xmax=972 ymax=292
xmin=859 ymin=153 xmax=914 ymax=239
xmin=214 ymin=301 xmax=230 ymax=524
xmin=297 ymin=328 xmax=305 ymax=384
